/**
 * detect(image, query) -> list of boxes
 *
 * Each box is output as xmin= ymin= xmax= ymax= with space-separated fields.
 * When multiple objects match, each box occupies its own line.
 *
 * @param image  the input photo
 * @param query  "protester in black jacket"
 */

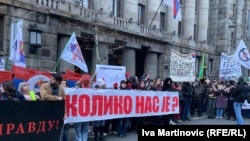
xmin=230 ymin=76 xmax=247 ymax=125
xmin=162 ymin=78 xmax=176 ymax=125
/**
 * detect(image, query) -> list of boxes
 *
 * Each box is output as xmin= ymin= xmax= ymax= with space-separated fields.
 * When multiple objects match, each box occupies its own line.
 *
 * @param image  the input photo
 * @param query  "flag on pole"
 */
xmin=163 ymin=0 xmax=182 ymax=21
xmin=198 ymin=52 xmax=205 ymax=79
xmin=233 ymin=39 xmax=250 ymax=69
xmin=9 ymin=19 xmax=26 ymax=68
xmin=60 ymin=32 xmax=88 ymax=73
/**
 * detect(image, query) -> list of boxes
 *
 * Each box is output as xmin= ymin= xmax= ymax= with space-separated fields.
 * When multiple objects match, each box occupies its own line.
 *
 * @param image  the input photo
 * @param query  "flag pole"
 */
xmin=53 ymin=57 xmax=61 ymax=72
xmin=149 ymin=0 xmax=164 ymax=27
xmin=53 ymin=42 xmax=68 ymax=72
xmin=53 ymin=32 xmax=74 ymax=72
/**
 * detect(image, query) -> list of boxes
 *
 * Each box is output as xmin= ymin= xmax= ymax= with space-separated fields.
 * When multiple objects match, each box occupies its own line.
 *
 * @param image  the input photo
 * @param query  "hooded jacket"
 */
xmin=231 ymin=77 xmax=248 ymax=103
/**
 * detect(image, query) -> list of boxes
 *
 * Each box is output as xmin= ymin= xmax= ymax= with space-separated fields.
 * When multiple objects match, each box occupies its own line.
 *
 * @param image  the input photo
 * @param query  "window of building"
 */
xmin=178 ymin=21 xmax=182 ymax=36
xmin=233 ymin=4 xmax=236 ymax=20
xmin=138 ymin=4 xmax=146 ymax=25
xmin=160 ymin=12 xmax=165 ymax=31
xmin=180 ymin=0 xmax=184 ymax=5
xmin=208 ymin=59 xmax=213 ymax=75
xmin=195 ymin=0 xmax=199 ymax=14
xmin=79 ymin=0 xmax=92 ymax=8
xmin=113 ymin=0 xmax=123 ymax=17
xmin=0 ymin=16 xmax=3 ymax=51
xmin=195 ymin=56 xmax=201 ymax=74
xmin=194 ymin=24 xmax=197 ymax=41
xmin=231 ymin=32 xmax=234 ymax=47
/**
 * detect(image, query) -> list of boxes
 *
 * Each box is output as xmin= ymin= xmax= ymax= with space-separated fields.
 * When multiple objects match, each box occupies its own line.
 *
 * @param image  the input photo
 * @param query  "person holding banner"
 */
xmin=73 ymin=74 xmax=91 ymax=141
xmin=116 ymin=80 xmax=129 ymax=138
xmin=93 ymin=79 xmax=107 ymax=141
xmin=39 ymin=73 xmax=66 ymax=140
xmin=60 ymin=80 xmax=70 ymax=141
xmin=162 ymin=78 xmax=176 ymax=125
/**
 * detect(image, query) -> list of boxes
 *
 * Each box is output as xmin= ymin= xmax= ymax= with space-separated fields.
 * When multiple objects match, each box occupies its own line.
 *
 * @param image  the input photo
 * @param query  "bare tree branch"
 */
xmin=98 ymin=45 xmax=125 ymax=63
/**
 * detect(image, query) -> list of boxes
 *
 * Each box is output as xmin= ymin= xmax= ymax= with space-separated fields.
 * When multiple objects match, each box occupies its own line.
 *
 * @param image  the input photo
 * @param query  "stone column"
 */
xmin=166 ymin=6 xmax=178 ymax=33
xmin=144 ymin=52 xmax=158 ymax=79
xmin=122 ymin=47 xmax=136 ymax=76
xmin=197 ymin=0 xmax=209 ymax=42
xmin=123 ymin=0 xmax=138 ymax=22
xmin=147 ymin=0 xmax=161 ymax=27
xmin=183 ymin=0 xmax=195 ymax=38
xmin=58 ymin=36 xmax=74 ymax=72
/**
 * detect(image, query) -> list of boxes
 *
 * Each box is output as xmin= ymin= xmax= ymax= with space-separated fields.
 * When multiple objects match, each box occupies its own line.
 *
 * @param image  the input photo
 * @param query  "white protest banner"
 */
xmin=64 ymin=88 xmax=179 ymax=124
xmin=96 ymin=64 xmax=126 ymax=88
xmin=170 ymin=49 xmax=196 ymax=82
xmin=219 ymin=52 xmax=241 ymax=80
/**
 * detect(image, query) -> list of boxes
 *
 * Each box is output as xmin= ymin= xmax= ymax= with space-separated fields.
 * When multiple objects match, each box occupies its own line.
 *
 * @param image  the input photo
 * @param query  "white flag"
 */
xmin=9 ymin=19 xmax=26 ymax=68
xmin=60 ymin=32 xmax=88 ymax=73
xmin=233 ymin=39 xmax=250 ymax=69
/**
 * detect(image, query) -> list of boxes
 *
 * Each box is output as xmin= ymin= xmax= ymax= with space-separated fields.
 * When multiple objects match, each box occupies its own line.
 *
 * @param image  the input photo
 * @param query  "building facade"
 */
xmin=0 ymin=0 xmax=249 ymax=79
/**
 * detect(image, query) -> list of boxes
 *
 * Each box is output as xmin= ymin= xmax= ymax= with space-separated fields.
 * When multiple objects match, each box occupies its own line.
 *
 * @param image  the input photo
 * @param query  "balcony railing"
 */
xmin=35 ymin=0 xmax=59 ymax=9
xmin=31 ymin=0 xmax=212 ymax=49
xmin=114 ymin=17 xmax=128 ymax=29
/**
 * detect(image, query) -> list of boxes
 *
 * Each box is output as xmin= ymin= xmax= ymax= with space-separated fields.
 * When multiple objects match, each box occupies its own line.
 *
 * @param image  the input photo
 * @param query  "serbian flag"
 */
xmin=0 ymin=70 xmax=13 ymax=83
xmin=9 ymin=19 xmax=26 ymax=67
xmin=60 ymin=32 xmax=88 ymax=73
xmin=163 ymin=0 xmax=181 ymax=21
xmin=63 ymin=70 xmax=82 ymax=87
xmin=12 ymin=65 xmax=51 ymax=91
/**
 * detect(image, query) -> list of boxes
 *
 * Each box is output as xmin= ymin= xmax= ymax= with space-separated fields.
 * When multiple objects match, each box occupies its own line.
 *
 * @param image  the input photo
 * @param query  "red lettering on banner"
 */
xmin=136 ymin=96 xmax=144 ymax=113
xmin=55 ymin=120 xmax=59 ymax=129
xmin=153 ymin=96 xmax=159 ymax=113
xmin=15 ymin=123 xmax=25 ymax=134
xmin=48 ymin=120 xmax=56 ymax=131
xmin=123 ymin=96 xmax=132 ymax=114
xmin=114 ymin=96 xmax=123 ymax=114
xmin=0 ymin=124 xmax=3 ymax=135
xmin=172 ymin=96 xmax=179 ymax=112
xmin=79 ymin=95 xmax=90 ymax=116
xmin=145 ymin=96 xmax=152 ymax=113
xmin=37 ymin=121 xmax=46 ymax=134
xmin=103 ymin=96 xmax=113 ymax=115
xmin=6 ymin=123 xmax=15 ymax=135
xmin=161 ymin=96 xmax=170 ymax=112
xmin=91 ymin=95 xmax=103 ymax=116
xmin=67 ymin=95 xmax=78 ymax=116
xmin=28 ymin=122 xmax=36 ymax=133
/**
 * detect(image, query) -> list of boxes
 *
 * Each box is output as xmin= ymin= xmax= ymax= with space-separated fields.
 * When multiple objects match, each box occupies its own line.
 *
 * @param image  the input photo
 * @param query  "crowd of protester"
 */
xmin=1 ymin=71 xmax=250 ymax=141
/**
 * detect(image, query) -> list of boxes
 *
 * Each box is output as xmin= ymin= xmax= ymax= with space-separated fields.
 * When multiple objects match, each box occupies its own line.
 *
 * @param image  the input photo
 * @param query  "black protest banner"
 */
xmin=0 ymin=101 xmax=64 ymax=141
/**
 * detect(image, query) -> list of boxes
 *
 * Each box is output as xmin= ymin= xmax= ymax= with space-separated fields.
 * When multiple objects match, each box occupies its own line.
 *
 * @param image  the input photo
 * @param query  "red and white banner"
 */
xmin=64 ymin=88 xmax=179 ymax=124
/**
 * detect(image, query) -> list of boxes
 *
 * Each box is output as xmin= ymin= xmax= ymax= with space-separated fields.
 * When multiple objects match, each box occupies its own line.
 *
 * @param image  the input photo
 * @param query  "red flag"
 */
xmin=12 ymin=65 xmax=51 ymax=80
xmin=0 ymin=70 xmax=13 ymax=83
xmin=63 ymin=70 xmax=82 ymax=81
